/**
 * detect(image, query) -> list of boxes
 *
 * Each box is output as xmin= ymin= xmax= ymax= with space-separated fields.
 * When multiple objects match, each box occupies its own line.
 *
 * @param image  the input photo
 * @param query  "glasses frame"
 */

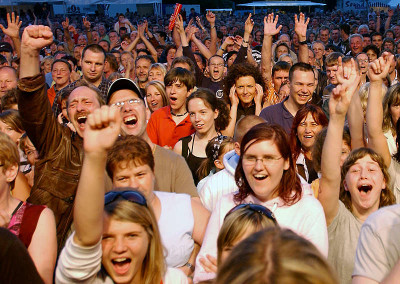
xmin=225 ymin=203 xmax=277 ymax=224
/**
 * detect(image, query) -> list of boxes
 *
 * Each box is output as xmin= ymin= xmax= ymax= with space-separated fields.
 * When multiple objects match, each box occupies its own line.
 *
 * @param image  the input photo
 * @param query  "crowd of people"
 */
xmin=1 ymin=5 xmax=400 ymax=284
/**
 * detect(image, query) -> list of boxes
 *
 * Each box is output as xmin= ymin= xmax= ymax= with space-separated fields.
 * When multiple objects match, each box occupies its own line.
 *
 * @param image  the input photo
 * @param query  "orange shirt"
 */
xmin=47 ymin=86 xmax=57 ymax=106
xmin=263 ymin=80 xmax=285 ymax=106
xmin=147 ymin=106 xmax=195 ymax=148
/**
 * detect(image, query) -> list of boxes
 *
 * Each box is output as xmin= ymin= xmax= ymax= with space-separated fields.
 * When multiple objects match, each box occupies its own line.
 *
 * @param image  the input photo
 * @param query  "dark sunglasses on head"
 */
xmin=104 ymin=190 xmax=147 ymax=207
xmin=225 ymin=203 xmax=277 ymax=224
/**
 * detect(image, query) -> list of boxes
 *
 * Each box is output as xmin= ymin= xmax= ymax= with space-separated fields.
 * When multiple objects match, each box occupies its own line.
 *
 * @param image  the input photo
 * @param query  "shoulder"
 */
xmin=155 ymin=145 xmax=184 ymax=162
xmin=164 ymin=267 xmax=188 ymax=284
xmin=364 ymin=204 xmax=400 ymax=230
xmin=260 ymin=102 xmax=283 ymax=116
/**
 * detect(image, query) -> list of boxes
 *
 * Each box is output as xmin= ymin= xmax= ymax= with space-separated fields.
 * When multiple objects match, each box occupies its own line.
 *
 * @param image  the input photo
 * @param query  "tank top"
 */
xmin=181 ymin=135 xmax=206 ymax=185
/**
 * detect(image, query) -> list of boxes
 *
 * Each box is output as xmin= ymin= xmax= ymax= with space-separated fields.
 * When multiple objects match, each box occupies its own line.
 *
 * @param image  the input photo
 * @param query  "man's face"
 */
xmin=363 ymin=37 xmax=371 ymax=47
xmin=135 ymin=58 xmax=151 ymax=83
xmin=289 ymin=70 xmax=315 ymax=107
xmin=0 ymin=67 xmax=17 ymax=97
xmin=220 ymin=26 xmax=227 ymax=35
xmin=308 ymin=49 xmax=316 ymax=66
xmin=166 ymin=79 xmax=189 ymax=111
xmin=118 ymin=15 xmax=125 ymax=23
xmin=99 ymin=41 xmax=109 ymax=52
xmin=368 ymin=20 xmax=376 ymax=31
xmin=92 ymin=31 xmax=100 ymax=44
xmin=279 ymin=34 xmax=290 ymax=47
xmin=331 ymin=29 xmax=340 ymax=42
xmin=108 ymin=89 xmax=148 ymax=137
xmin=112 ymin=52 xmax=121 ymax=65
xmin=394 ymin=25 xmax=400 ymax=38
xmin=74 ymin=46 xmax=83 ymax=61
xmin=67 ymin=86 xmax=101 ymax=137
xmin=319 ymin=30 xmax=329 ymax=44
xmin=350 ymin=36 xmax=363 ymax=55
xmin=81 ymin=49 xmax=105 ymax=83
xmin=372 ymin=35 xmax=383 ymax=49
xmin=358 ymin=27 xmax=369 ymax=34
xmin=272 ymin=70 xmax=289 ymax=92
xmin=207 ymin=56 xmax=225 ymax=81
xmin=326 ymin=65 xmax=339 ymax=84
xmin=109 ymin=32 xmax=119 ymax=43
xmin=292 ymin=33 xmax=299 ymax=46
xmin=357 ymin=53 xmax=369 ymax=75
xmin=51 ymin=62 xmax=71 ymax=88
xmin=312 ymin=43 xmax=325 ymax=60
xmin=78 ymin=35 xmax=87 ymax=46
xmin=384 ymin=41 xmax=395 ymax=51
xmin=98 ymin=25 xmax=106 ymax=36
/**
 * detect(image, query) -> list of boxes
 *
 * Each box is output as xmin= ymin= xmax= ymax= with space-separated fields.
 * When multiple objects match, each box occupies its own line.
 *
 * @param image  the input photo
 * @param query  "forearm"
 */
xmin=385 ymin=17 xmax=392 ymax=31
xmin=172 ymin=26 xmax=181 ymax=47
xmin=376 ymin=17 xmax=381 ymax=32
xmin=261 ymin=35 xmax=273 ymax=80
xmin=192 ymin=37 xmax=212 ymax=59
xmin=86 ymin=30 xmax=93 ymax=45
xmin=366 ymin=81 xmax=384 ymax=139
xmin=20 ymin=45 xmax=40 ymax=78
xmin=11 ymin=36 xmax=21 ymax=59
xmin=141 ymin=36 xmax=158 ymax=62
xmin=222 ymin=105 xmax=238 ymax=137
xmin=348 ymin=85 xmax=365 ymax=148
xmin=64 ymin=31 xmax=74 ymax=52
xmin=209 ymin=26 xmax=217 ymax=55
xmin=125 ymin=36 xmax=140 ymax=52
xmin=297 ymin=31 xmax=309 ymax=63
xmin=73 ymin=152 xmax=107 ymax=246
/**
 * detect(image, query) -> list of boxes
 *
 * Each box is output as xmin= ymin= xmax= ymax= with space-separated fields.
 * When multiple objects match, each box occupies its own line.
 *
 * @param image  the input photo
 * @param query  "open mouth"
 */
xmin=358 ymin=184 xmax=372 ymax=193
xmin=254 ymin=174 xmax=268 ymax=180
xmin=112 ymin=258 xmax=131 ymax=274
xmin=124 ymin=116 xmax=138 ymax=126
xmin=303 ymin=135 xmax=313 ymax=139
xmin=170 ymin=97 xmax=177 ymax=102
xmin=77 ymin=116 xmax=87 ymax=125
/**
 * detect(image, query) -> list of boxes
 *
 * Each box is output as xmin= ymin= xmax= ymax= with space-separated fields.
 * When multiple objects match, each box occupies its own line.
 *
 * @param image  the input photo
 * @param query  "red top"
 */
xmin=147 ymin=106 xmax=195 ymax=148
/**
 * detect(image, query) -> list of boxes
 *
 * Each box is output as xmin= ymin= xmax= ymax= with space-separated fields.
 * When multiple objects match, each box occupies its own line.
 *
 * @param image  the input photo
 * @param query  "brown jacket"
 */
xmin=18 ymin=74 xmax=83 ymax=252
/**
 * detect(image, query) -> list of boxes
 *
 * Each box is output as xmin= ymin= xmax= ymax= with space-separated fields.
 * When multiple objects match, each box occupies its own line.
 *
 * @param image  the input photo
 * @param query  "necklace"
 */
xmin=171 ymin=110 xmax=188 ymax=117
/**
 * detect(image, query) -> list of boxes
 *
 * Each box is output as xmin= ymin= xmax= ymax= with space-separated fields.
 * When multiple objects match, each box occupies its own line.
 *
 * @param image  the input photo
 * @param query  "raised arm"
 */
xmin=319 ymin=57 xmax=360 ymax=226
xmin=385 ymin=9 xmax=394 ymax=31
xmin=138 ymin=23 xmax=158 ymax=62
xmin=216 ymin=36 xmax=235 ymax=57
xmin=206 ymin=11 xmax=217 ymax=55
xmin=83 ymin=17 xmax=93 ymax=45
xmin=0 ymin=13 xmax=22 ymax=60
xmin=376 ymin=11 xmax=381 ymax=33
xmin=366 ymin=52 xmax=393 ymax=167
xmin=73 ymin=105 xmax=121 ymax=246
xmin=294 ymin=13 xmax=309 ymax=63
xmin=347 ymin=83 xmax=365 ymax=149
xmin=62 ymin=18 xmax=74 ymax=53
xmin=261 ymin=13 xmax=282 ymax=82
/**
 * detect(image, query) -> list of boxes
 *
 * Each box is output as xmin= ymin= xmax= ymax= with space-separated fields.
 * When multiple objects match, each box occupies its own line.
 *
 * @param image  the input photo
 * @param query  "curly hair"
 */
xmin=222 ymin=63 xmax=265 ymax=105
xmin=289 ymin=105 xmax=328 ymax=161
xmin=340 ymin=148 xmax=396 ymax=212
xmin=234 ymin=123 xmax=302 ymax=205
xmin=186 ymin=88 xmax=230 ymax=132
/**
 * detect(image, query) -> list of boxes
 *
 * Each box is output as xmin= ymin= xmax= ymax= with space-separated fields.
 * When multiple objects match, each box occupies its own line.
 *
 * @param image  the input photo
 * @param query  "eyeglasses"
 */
xmin=242 ymin=155 xmax=283 ymax=167
xmin=225 ymin=204 xmax=277 ymax=224
xmin=111 ymin=99 xmax=142 ymax=108
xmin=209 ymin=63 xmax=224 ymax=67
xmin=104 ymin=190 xmax=147 ymax=206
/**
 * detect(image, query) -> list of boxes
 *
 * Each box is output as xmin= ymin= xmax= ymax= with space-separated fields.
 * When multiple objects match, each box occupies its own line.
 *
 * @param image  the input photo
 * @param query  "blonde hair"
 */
xmin=104 ymin=199 xmax=165 ymax=284
xmin=217 ymin=205 xmax=277 ymax=265
xmin=144 ymin=80 xmax=168 ymax=111
xmin=217 ymin=228 xmax=339 ymax=284
xmin=359 ymin=82 xmax=387 ymax=119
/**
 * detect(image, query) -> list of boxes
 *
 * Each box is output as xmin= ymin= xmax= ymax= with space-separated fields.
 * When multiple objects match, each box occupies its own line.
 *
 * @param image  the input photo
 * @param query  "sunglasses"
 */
xmin=104 ymin=190 xmax=147 ymax=206
xmin=225 ymin=204 xmax=277 ymax=224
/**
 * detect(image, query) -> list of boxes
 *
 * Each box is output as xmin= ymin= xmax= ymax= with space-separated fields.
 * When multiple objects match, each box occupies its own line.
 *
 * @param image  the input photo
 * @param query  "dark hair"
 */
xmin=135 ymin=54 xmax=155 ymax=65
xmin=289 ymin=105 xmax=328 ymax=161
xmin=340 ymin=23 xmax=350 ymax=35
xmin=105 ymin=53 xmax=118 ymax=72
xmin=51 ymin=59 xmax=72 ymax=72
xmin=363 ymin=44 xmax=380 ymax=56
xmin=106 ymin=135 xmax=155 ymax=179
xmin=234 ymin=123 xmax=302 ymax=205
xmin=164 ymin=67 xmax=196 ymax=90
xmin=272 ymin=61 xmax=290 ymax=77
xmin=186 ymin=88 xmax=230 ymax=132
xmin=223 ymin=63 xmax=264 ymax=106
xmin=63 ymin=55 xmax=77 ymax=69
xmin=99 ymin=40 xmax=111 ymax=50
xmin=171 ymin=56 xmax=196 ymax=73
xmin=0 ymin=89 xmax=18 ymax=112
xmin=81 ymin=44 xmax=106 ymax=62
xmin=289 ymin=62 xmax=314 ymax=81
xmin=137 ymin=48 xmax=151 ymax=56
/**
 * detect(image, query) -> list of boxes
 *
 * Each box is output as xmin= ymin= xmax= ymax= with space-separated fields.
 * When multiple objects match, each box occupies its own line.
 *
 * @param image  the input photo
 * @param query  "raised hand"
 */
xmin=368 ymin=52 xmax=394 ymax=82
xmin=255 ymin=83 xmax=264 ymax=105
xmin=82 ymin=17 xmax=91 ymax=31
xmin=234 ymin=35 xmax=243 ymax=46
xmin=21 ymin=25 xmax=53 ymax=54
xmin=294 ymin=13 xmax=309 ymax=39
xmin=388 ymin=8 xmax=394 ymax=17
xmin=229 ymin=85 xmax=239 ymax=107
xmin=0 ymin=12 xmax=22 ymax=39
xmin=244 ymin=13 xmax=254 ymax=35
xmin=199 ymin=254 xmax=217 ymax=273
xmin=138 ymin=23 xmax=145 ymax=37
xmin=175 ymin=14 xmax=185 ymax=35
xmin=83 ymin=105 xmax=121 ymax=154
xmin=62 ymin=17 xmax=69 ymax=30
xmin=187 ymin=25 xmax=199 ymax=41
xmin=206 ymin=11 xmax=216 ymax=25
xmin=329 ymin=57 xmax=360 ymax=117
xmin=196 ymin=16 xmax=204 ymax=29
xmin=264 ymin=13 xmax=282 ymax=36
xmin=224 ymin=36 xmax=235 ymax=46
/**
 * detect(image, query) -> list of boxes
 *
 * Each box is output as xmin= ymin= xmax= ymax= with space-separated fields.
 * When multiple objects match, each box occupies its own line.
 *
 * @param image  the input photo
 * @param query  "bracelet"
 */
xmin=210 ymin=25 xmax=215 ymax=29
xmin=184 ymin=262 xmax=195 ymax=273
xmin=299 ymin=40 xmax=308 ymax=45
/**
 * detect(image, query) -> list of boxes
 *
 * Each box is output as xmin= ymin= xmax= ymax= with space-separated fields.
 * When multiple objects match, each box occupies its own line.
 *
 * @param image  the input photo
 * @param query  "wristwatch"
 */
xmin=184 ymin=262 xmax=195 ymax=273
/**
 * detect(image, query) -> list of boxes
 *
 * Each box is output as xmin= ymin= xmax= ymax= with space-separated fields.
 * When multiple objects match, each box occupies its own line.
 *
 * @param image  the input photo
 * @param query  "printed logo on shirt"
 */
xmin=216 ymin=89 xmax=224 ymax=99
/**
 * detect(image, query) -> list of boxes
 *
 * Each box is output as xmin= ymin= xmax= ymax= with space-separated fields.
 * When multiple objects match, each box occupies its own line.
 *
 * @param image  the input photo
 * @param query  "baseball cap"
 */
xmin=107 ymin=78 xmax=143 ymax=104
xmin=0 ymin=42 xmax=13 ymax=53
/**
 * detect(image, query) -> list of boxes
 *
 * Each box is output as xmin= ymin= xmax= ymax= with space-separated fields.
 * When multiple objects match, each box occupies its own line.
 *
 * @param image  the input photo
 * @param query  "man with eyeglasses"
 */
xmin=107 ymin=77 xmax=198 ymax=197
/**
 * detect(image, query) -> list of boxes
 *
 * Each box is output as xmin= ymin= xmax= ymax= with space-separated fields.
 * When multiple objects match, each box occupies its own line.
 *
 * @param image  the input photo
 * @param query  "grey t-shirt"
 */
xmin=328 ymin=201 xmax=363 ymax=284
xmin=353 ymin=204 xmax=400 ymax=282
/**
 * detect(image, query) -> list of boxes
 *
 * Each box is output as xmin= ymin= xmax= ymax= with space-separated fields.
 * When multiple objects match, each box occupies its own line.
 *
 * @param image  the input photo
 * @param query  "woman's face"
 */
xmin=148 ymin=68 xmax=164 ymax=82
xmin=276 ymin=46 xmax=289 ymax=59
xmin=242 ymin=139 xmax=289 ymax=202
xmin=42 ymin=60 xmax=52 ymax=74
xmin=0 ymin=120 xmax=22 ymax=144
xmin=344 ymin=155 xmax=385 ymax=213
xmin=166 ymin=48 xmax=176 ymax=63
xmin=146 ymin=85 xmax=164 ymax=113
xmin=340 ymin=141 xmax=351 ymax=167
xmin=308 ymin=33 xmax=315 ymax=43
xmin=390 ymin=102 xmax=400 ymax=126
xmin=235 ymin=76 xmax=256 ymax=107
xmin=112 ymin=162 xmax=155 ymax=200
xmin=188 ymin=98 xmax=218 ymax=135
xmin=102 ymin=216 xmax=149 ymax=284
xmin=296 ymin=113 xmax=323 ymax=152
